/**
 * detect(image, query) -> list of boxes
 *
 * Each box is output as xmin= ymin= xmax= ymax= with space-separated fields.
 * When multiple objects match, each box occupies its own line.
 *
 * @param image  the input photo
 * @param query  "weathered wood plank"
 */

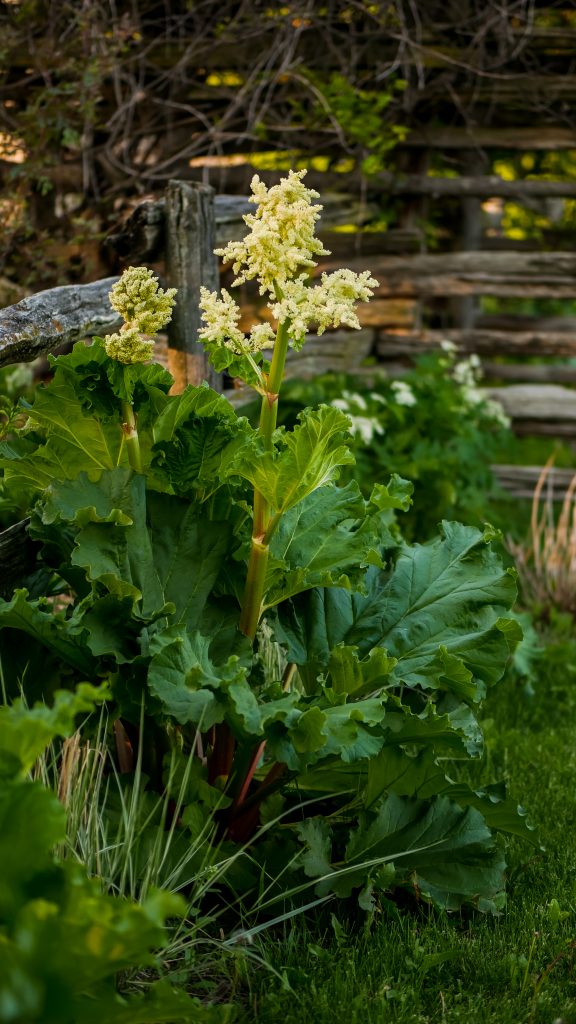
xmin=377 ymin=329 xmax=576 ymax=358
xmin=485 ymin=384 xmax=576 ymax=422
xmin=512 ymin=421 xmax=576 ymax=437
xmin=107 ymin=192 xmax=382 ymax=261
xmin=477 ymin=314 xmax=576 ymax=333
xmin=282 ymin=328 xmax=374 ymax=378
xmin=104 ymin=200 xmax=166 ymax=261
xmin=165 ymin=180 xmax=220 ymax=390
xmin=0 ymin=278 xmax=121 ymax=368
xmin=482 ymin=363 xmax=576 ymax=385
xmin=372 ymin=172 xmax=576 ymax=200
xmin=338 ymin=252 xmax=576 ymax=300
xmin=403 ymin=127 xmax=576 ymax=150
xmin=491 ymin=463 xmax=576 ymax=500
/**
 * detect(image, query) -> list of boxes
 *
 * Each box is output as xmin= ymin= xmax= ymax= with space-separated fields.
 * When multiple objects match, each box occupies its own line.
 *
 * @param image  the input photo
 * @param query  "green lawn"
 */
xmin=242 ymin=665 xmax=576 ymax=1023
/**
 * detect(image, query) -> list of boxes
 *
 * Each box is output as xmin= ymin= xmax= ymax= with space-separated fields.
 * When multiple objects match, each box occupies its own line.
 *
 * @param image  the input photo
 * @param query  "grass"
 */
xmin=241 ymin=646 xmax=576 ymax=1024
xmin=507 ymin=460 xmax=576 ymax=617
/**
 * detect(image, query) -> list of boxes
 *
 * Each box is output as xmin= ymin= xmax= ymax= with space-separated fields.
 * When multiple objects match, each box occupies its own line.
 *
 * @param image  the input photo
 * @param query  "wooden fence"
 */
xmin=0 ymin=181 xmax=378 ymax=385
xmin=1 ymin=175 xmax=576 ymax=513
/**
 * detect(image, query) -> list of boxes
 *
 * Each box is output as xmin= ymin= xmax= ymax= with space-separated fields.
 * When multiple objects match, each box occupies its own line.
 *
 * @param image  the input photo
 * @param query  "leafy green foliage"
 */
xmin=299 ymin=794 xmax=507 ymax=911
xmin=277 ymin=522 xmax=519 ymax=694
xmin=230 ymin=406 xmax=355 ymax=516
xmin=293 ymin=71 xmax=407 ymax=175
xmin=0 ymin=682 xmax=108 ymax=779
xmin=243 ymin=349 xmax=511 ymax=540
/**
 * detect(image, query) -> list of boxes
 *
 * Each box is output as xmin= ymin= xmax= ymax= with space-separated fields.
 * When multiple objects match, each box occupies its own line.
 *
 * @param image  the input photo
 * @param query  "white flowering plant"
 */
xmin=0 ymin=171 xmax=535 ymax=915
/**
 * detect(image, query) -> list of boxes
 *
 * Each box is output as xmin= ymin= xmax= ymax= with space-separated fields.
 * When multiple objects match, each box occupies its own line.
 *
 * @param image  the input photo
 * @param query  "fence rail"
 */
xmin=376 ymin=329 xmax=576 ymax=359
xmin=326 ymin=252 xmax=576 ymax=300
xmin=493 ymin=464 xmax=576 ymax=501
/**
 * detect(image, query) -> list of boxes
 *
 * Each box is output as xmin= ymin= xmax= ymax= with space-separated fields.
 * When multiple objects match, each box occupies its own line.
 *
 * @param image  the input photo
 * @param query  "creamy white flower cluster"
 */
xmin=104 ymin=267 xmax=176 ymax=364
xmin=390 ymin=380 xmax=417 ymax=407
xmin=332 ymin=390 xmax=385 ymax=445
xmin=440 ymin=341 xmax=510 ymax=427
xmin=198 ymin=287 xmax=275 ymax=355
xmin=200 ymin=170 xmax=379 ymax=367
xmin=215 ymin=170 xmax=329 ymax=296
xmin=271 ymin=269 xmax=378 ymax=347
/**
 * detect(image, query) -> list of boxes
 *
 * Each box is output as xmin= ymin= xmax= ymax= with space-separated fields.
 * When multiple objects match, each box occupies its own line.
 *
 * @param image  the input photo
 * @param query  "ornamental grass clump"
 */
xmin=0 ymin=170 xmax=535 ymax=917
xmin=509 ymin=458 xmax=576 ymax=616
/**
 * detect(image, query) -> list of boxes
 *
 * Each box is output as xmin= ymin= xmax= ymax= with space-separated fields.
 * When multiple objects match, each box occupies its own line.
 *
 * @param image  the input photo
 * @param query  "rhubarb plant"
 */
xmin=0 ymin=171 xmax=534 ymax=913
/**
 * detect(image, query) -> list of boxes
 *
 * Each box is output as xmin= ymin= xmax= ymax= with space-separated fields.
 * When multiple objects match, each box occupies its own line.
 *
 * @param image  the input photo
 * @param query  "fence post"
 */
xmin=451 ymin=151 xmax=483 ymax=330
xmin=165 ymin=179 xmax=221 ymax=392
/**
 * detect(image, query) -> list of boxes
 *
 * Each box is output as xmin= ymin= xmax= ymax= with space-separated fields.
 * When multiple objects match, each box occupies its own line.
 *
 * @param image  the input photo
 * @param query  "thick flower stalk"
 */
xmin=103 ymin=267 xmax=176 ymax=472
xmin=198 ymin=170 xmax=378 ymax=639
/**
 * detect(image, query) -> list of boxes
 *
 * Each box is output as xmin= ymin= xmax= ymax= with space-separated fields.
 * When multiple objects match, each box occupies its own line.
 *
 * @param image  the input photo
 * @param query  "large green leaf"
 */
xmin=298 ymin=793 xmax=507 ymax=910
xmin=0 ymin=343 xmax=177 ymax=506
xmin=365 ymin=746 xmax=537 ymax=844
xmin=0 ymin=366 xmax=126 ymax=509
xmin=147 ymin=626 xmax=391 ymax=769
xmin=147 ymin=626 xmax=309 ymax=742
xmin=327 ymin=644 xmax=397 ymax=698
xmin=147 ymin=628 xmax=249 ymax=729
xmin=262 ymin=481 xmax=383 ymax=609
xmin=278 ymin=522 xmax=519 ymax=697
xmin=152 ymin=397 xmax=251 ymax=502
xmin=374 ymin=522 xmax=520 ymax=695
xmin=231 ymin=405 xmax=354 ymax=515
xmin=60 ymin=471 xmax=165 ymax=615
xmin=43 ymin=471 xmax=229 ymax=630
xmin=52 ymin=338 xmax=172 ymax=415
xmin=22 ymin=370 xmax=124 ymax=475
xmin=0 ymin=435 xmax=65 ymax=500
xmin=146 ymin=491 xmax=231 ymax=631
xmin=152 ymin=382 xmax=240 ymax=441
xmin=42 ymin=467 xmax=135 ymax=528
xmin=347 ymin=794 xmax=506 ymax=910
xmin=0 ymin=782 xmax=66 ymax=919
xmin=0 ymin=589 xmax=97 ymax=677
xmin=266 ymin=696 xmax=388 ymax=771
xmin=5 ymin=470 xmax=234 ymax=684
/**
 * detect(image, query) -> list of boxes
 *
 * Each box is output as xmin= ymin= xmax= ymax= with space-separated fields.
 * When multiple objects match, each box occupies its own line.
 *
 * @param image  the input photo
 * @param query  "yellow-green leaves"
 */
xmin=0 ymin=684 xmax=108 ymax=780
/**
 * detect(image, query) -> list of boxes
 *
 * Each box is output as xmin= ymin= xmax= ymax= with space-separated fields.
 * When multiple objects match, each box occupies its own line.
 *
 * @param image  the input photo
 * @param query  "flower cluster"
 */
xmin=104 ymin=267 xmax=176 ymax=364
xmin=440 ymin=340 xmax=510 ymax=428
xmin=390 ymin=380 xmax=417 ymax=407
xmin=198 ymin=287 xmax=275 ymax=356
xmin=271 ymin=269 xmax=378 ymax=348
xmin=332 ymin=390 xmax=385 ymax=445
xmin=199 ymin=170 xmax=379 ymax=372
xmin=215 ymin=170 xmax=329 ymax=296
